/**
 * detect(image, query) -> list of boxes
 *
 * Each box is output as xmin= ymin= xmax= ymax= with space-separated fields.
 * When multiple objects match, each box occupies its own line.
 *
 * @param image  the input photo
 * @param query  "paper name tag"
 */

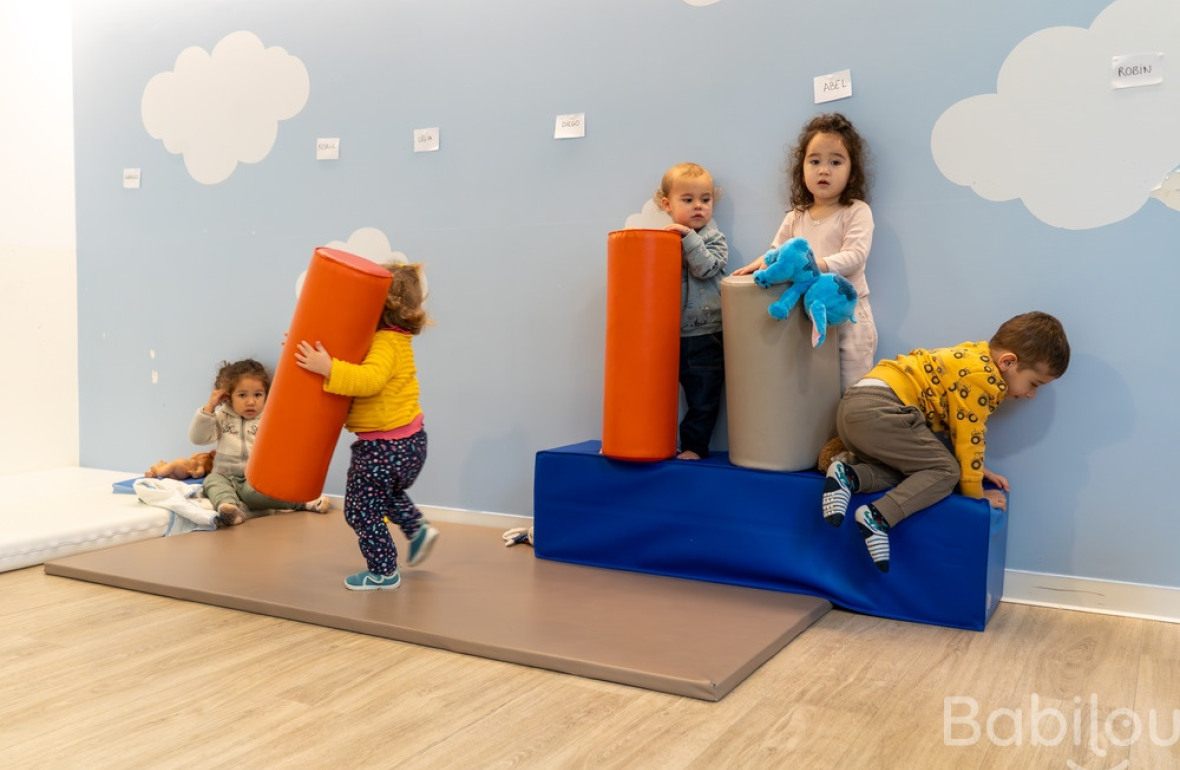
xmin=414 ymin=127 xmax=440 ymax=152
xmin=123 ymin=168 xmax=141 ymax=189
xmin=814 ymin=69 xmax=852 ymax=104
xmin=555 ymin=113 xmax=586 ymax=139
xmin=316 ymin=137 xmax=340 ymax=160
xmin=1112 ymin=52 xmax=1164 ymax=89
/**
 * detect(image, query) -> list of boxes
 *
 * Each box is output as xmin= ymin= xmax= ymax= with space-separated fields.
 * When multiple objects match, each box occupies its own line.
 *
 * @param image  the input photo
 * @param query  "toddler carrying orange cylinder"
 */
xmin=601 ymin=229 xmax=681 ymax=461
xmin=249 ymin=248 xmax=392 ymax=502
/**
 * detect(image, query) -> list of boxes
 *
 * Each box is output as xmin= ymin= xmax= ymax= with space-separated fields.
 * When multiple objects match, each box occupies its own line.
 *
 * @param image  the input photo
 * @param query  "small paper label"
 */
xmin=316 ymin=137 xmax=340 ymax=160
xmin=1112 ymin=52 xmax=1163 ymax=89
xmin=554 ymin=113 xmax=586 ymax=139
xmin=813 ymin=69 xmax=853 ymax=104
xmin=413 ymin=127 xmax=440 ymax=152
xmin=123 ymin=168 xmax=141 ymax=189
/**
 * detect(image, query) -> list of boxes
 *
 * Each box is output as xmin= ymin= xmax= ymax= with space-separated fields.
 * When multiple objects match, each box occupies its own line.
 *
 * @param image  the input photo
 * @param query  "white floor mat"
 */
xmin=0 ymin=467 xmax=170 ymax=572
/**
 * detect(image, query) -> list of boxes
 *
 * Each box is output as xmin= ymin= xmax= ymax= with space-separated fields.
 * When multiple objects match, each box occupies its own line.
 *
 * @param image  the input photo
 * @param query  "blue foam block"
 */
xmin=112 ymin=477 xmax=204 ymax=494
xmin=534 ymin=441 xmax=1006 ymax=631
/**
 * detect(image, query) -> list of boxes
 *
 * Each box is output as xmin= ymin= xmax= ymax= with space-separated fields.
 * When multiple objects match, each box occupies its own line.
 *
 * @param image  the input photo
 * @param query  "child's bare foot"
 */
xmin=303 ymin=495 xmax=331 ymax=514
xmin=677 ymin=450 xmax=701 ymax=460
xmin=217 ymin=502 xmax=244 ymax=526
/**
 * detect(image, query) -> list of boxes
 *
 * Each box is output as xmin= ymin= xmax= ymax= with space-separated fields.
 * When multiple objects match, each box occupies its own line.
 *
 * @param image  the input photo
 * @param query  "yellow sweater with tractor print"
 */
xmin=323 ymin=329 xmax=422 ymax=433
xmin=869 ymin=340 xmax=1007 ymax=499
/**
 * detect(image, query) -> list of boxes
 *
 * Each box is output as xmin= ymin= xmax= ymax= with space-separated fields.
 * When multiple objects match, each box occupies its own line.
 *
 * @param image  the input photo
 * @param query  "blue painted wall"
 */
xmin=74 ymin=0 xmax=1180 ymax=588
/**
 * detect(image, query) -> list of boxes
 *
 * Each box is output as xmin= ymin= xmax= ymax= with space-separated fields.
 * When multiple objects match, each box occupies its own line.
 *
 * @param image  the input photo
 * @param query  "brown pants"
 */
xmin=835 ymin=386 xmax=959 ymax=527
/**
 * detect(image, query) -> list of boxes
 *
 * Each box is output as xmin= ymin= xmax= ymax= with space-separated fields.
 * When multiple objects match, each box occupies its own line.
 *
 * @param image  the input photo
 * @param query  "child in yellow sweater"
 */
xmin=821 ymin=311 xmax=1070 ymax=572
xmin=295 ymin=263 xmax=438 ymax=591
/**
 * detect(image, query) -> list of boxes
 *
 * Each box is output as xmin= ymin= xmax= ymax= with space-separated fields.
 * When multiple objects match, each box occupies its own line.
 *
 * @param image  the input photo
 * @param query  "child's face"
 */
xmin=228 ymin=376 xmax=267 ymax=418
xmin=803 ymin=132 xmax=851 ymax=207
xmin=1000 ymin=360 xmax=1056 ymax=400
xmin=660 ymin=175 xmax=714 ymax=230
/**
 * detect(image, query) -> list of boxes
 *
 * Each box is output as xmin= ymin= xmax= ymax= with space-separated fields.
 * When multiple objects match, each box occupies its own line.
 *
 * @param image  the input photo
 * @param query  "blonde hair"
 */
xmin=653 ymin=162 xmax=716 ymax=204
xmin=380 ymin=262 xmax=429 ymax=334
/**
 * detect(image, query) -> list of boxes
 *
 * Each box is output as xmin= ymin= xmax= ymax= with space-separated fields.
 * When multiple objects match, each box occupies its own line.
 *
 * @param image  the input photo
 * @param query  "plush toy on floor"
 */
xmin=145 ymin=451 xmax=216 ymax=480
xmin=753 ymin=237 xmax=858 ymax=347
xmin=816 ymin=435 xmax=853 ymax=472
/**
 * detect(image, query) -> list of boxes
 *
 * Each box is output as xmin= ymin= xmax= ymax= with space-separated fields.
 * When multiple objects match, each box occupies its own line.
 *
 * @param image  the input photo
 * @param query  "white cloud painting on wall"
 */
xmin=142 ymin=31 xmax=310 ymax=185
xmin=931 ymin=0 xmax=1178 ymax=230
xmin=1152 ymin=168 xmax=1180 ymax=212
xmin=623 ymin=199 xmax=674 ymax=230
xmin=296 ymin=227 xmax=415 ymax=298
xmin=324 ymin=227 xmax=409 ymax=268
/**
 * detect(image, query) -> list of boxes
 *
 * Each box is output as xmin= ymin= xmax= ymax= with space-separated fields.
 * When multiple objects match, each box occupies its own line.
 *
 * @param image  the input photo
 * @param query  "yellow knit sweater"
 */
xmin=323 ymin=329 xmax=422 ymax=433
xmin=869 ymin=340 xmax=1007 ymax=498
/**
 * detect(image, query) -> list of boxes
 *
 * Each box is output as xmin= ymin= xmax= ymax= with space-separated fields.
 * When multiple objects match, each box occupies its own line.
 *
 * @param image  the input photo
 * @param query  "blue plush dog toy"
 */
xmin=752 ymin=237 xmax=858 ymax=347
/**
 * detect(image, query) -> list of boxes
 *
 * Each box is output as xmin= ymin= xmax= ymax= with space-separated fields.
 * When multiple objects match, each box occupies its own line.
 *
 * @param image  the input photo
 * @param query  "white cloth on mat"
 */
xmin=133 ymin=478 xmax=218 ymax=534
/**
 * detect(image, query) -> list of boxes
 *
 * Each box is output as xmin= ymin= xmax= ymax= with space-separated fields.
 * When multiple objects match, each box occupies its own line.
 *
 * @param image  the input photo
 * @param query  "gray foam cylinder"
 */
xmin=721 ymin=274 xmax=841 ymax=472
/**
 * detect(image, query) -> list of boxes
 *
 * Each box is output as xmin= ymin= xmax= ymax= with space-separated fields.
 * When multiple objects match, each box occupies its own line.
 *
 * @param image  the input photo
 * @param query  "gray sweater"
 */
xmin=680 ymin=220 xmax=729 ymax=336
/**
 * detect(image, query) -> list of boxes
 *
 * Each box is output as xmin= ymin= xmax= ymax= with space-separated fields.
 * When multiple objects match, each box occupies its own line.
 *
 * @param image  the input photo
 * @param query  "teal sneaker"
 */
xmin=408 ymin=523 xmax=439 ymax=567
xmin=343 ymin=569 xmax=401 ymax=591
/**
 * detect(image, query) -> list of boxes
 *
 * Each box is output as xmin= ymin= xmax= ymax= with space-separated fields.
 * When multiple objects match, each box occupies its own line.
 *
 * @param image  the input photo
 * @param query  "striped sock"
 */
xmin=855 ymin=504 xmax=891 ymax=573
xmin=822 ymin=460 xmax=858 ymax=527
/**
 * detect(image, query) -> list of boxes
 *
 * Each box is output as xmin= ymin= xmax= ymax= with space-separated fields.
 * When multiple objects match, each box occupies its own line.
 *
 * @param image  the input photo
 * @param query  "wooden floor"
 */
xmin=2 ymin=565 xmax=1177 ymax=769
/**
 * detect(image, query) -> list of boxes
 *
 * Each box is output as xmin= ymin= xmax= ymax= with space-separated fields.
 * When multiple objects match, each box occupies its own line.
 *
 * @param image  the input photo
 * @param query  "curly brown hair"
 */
xmin=214 ymin=358 xmax=271 ymax=394
xmin=788 ymin=112 xmax=870 ymax=211
xmin=380 ymin=263 xmax=430 ymax=335
xmin=990 ymin=312 xmax=1070 ymax=377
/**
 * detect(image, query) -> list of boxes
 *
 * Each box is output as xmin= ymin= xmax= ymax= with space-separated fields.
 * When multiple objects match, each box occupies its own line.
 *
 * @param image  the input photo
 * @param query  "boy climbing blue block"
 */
xmin=821 ymin=311 xmax=1070 ymax=573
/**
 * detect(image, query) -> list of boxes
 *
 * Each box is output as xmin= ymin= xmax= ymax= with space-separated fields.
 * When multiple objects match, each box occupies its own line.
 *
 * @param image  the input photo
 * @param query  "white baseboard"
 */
xmin=322 ymin=496 xmax=531 ymax=531
xmin=1003 ymin=569 xmax=1180 ymax=625
xmin=417 ymin=504 xmax=531 ymax=530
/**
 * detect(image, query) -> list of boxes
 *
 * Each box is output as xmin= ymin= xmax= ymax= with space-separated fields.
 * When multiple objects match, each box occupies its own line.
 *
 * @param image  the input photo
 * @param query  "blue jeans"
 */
xmin=678 ymin=332 xmax=725 ymax=457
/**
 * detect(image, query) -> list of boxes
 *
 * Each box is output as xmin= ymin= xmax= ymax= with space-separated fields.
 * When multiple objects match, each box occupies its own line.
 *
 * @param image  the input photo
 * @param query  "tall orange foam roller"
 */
xmin=601 ymin=229 xmax=681 ymax=461
xmin=249 ymin=247 xmax=393 ymax=502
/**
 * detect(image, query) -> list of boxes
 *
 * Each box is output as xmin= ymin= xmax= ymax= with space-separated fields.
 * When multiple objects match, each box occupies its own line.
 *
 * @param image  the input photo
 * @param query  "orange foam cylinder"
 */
xmin=249 ymin=247 xmax=392 ymax=502
xmin=601 ymin=229 xmax=681 ymax=461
